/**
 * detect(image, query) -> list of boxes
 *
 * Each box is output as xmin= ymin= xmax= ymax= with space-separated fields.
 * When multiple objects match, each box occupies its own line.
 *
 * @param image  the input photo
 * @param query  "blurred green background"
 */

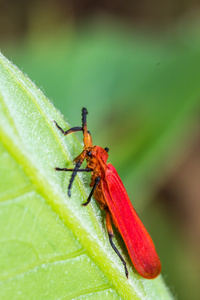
xmin=1 ymin=1 xmax=200 ymax=299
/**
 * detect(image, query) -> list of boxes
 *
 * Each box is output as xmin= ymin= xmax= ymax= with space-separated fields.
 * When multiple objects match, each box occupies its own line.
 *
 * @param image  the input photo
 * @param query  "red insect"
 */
xmin=54 ymin=108 xmax=161 ymax=279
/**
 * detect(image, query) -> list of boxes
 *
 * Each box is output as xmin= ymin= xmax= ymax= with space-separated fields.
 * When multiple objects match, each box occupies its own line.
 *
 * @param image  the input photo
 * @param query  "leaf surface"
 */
xmin=0 ymin=52 xmax=172 ymax=299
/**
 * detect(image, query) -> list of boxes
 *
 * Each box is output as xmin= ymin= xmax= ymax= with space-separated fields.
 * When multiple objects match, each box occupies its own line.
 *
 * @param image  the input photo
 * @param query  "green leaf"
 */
xmin=6 ymin=26 xmax=200 ymax=213
xmin=0 ymin=52 xmax=172 ymax=299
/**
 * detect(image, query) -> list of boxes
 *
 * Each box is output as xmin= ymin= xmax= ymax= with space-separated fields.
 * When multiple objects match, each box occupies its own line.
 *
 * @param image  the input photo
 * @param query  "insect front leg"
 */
xmin=55 ymin=167 xmax=92 ymax=172
xmin=106 ymin=210 xmax=129 ymax=278
xmin=82 ymin=176 xmax=101 ymax=206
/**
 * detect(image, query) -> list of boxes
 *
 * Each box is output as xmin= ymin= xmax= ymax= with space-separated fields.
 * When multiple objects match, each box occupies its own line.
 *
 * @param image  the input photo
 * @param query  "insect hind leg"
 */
xmin=106 ymin=210 xmax=128 ymax=278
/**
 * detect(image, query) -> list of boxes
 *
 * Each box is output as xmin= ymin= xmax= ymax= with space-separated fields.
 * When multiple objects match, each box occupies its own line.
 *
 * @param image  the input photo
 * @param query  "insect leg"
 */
xmin=55 ymin=167 xmax=92 ymax=172
xmin=106 ymin=210 xmax=128 ymax=278
xmin=67 ymin=160 xmax=84 ymax=197
xmin=82 ymin=176 xmax=101 ymax=206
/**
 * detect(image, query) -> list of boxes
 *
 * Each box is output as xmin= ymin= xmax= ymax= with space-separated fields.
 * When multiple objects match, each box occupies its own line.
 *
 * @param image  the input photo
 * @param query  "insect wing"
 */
xmin=102 ymin=164 xmax=161 ymax=279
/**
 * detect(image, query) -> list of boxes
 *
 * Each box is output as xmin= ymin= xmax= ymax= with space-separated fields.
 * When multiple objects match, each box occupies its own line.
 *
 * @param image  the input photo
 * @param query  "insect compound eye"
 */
xmin=87 ymin=150 xmax=92 ymax=156
xmin=104 ymin=147 xmax=109 ymax=153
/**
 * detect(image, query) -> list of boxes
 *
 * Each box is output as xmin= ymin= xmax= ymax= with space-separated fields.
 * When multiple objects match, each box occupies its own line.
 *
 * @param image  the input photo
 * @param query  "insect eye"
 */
xmin=104 ymin=147 xmax=109 ymax=153
xmin=87 ymin=151 xmax=92 ymax=156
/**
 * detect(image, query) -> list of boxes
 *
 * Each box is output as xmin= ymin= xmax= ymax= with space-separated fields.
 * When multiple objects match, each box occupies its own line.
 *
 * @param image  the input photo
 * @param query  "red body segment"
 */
xmin=89 ymin=147 xmax=161 ymax=279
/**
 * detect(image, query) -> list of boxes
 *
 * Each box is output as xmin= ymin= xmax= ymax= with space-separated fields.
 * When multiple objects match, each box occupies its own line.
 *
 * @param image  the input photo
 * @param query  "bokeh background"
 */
xmin=1 ymin=1 xmax=200 ymax=299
